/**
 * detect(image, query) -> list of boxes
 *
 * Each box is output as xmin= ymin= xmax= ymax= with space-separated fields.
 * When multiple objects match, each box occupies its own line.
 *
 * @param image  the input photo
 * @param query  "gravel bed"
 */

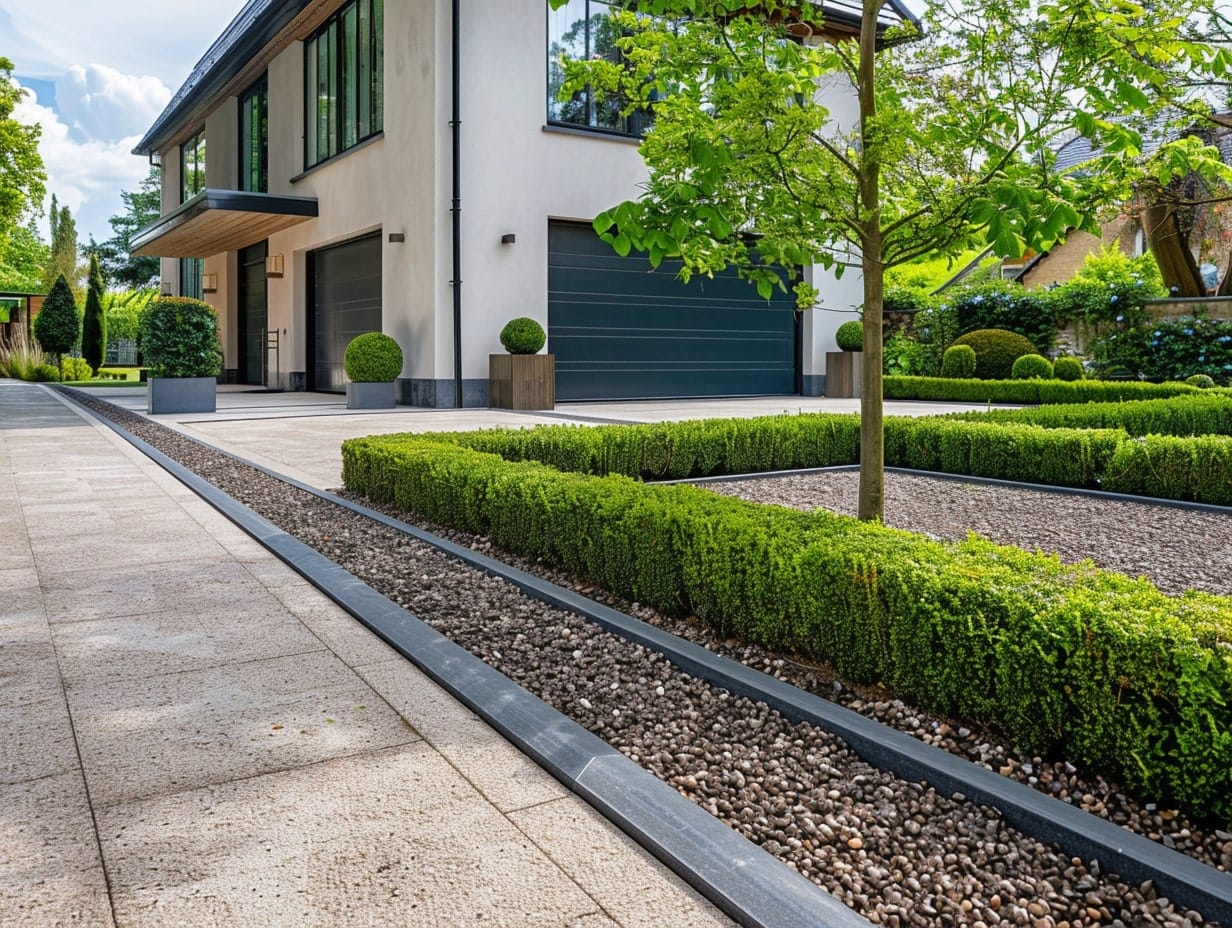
xmin=64 ymin=391 xmax=1227 ymax=927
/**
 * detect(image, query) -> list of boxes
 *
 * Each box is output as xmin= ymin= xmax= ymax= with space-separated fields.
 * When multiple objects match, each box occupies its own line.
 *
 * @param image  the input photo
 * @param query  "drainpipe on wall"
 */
xmin=450 ymin=0 xmax=463 ymax=408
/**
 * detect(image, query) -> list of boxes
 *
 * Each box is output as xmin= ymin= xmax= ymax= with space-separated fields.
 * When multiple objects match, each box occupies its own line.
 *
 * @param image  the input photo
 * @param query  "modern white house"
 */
xmin=132 ymin=0 xmax=910 ymax=405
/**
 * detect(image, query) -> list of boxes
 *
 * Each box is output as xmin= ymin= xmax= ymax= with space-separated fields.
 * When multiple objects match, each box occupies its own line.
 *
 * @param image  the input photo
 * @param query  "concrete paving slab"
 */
xmin=0 ymin=570 xmax=43 ymax=628
xmin=99 ymin=743 xmax=611 ymax=928
xmin=0 ymin=695 xmax=78 ymax=785
xmin=50 ymin=609 xmax=327 ymax=688
xmin=68 ymin=649 xmax=421 ymax=807
xmin=285 ymin=597 xmax=405 ymax=668
xmin=0 ymin=772 xmax=115 ymax=928
xmin=33 ymin=536 xmax=230 ymax=580
xmin=358 ymin=658 xmax=572 ymax=814
xmin=0 ymin=626 xmax=64 ymax=710
xmin=510 ymin=797 xmax=735 ymax=928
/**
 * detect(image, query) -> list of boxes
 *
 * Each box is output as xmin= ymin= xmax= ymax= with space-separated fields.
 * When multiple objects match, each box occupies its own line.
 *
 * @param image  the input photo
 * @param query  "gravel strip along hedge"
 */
xmin=62 ymin=390 xmax=1225 ymax=927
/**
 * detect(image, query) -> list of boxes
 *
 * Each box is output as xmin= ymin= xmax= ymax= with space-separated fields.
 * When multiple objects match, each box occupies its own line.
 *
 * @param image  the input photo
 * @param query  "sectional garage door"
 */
xmin=310 ymin=233 xmax=382 ymax=392
xmin=548 ymin=222 xmax=799 ymax=401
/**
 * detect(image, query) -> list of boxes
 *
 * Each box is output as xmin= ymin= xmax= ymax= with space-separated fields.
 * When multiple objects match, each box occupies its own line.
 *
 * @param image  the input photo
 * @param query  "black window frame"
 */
xmin=239 ymin=74 xmax=269 ymax=193
xmin=180 ymin=129 xmax=206 ymax=202
xmin=547 ymin=0 xmax=650 ymax=138
xmin=304 ymin=0 xmax=383 ymax=169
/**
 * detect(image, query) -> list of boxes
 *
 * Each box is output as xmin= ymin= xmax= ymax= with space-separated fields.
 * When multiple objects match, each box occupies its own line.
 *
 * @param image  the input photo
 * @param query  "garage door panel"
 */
xmin=312 ymin=234 xmax=381 ymax=393
xmin=549 ymin=221 xmax=797 ymax=401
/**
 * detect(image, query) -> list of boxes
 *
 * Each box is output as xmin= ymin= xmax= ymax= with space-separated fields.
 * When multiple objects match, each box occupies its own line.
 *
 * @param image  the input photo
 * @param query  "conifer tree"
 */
xmin=81 ymin=253 xmax=106 ymax=372
xmin=33 ymin=274 xmax=80 ymax=375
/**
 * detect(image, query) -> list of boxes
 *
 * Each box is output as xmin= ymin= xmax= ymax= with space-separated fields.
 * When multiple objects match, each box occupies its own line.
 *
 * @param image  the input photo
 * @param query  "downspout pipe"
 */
xmin=450 ymin=0 xmax=463 ymax=407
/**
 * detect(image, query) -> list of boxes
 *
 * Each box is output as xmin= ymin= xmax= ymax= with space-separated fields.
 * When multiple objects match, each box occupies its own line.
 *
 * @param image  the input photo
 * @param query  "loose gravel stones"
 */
xmin=63 ymin=391 xmax=1224 ymax=926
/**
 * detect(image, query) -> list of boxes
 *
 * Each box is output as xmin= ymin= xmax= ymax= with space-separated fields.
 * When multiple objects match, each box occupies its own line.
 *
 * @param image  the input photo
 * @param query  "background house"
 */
xmin=130 ymin=0 xmax=900 ymax=405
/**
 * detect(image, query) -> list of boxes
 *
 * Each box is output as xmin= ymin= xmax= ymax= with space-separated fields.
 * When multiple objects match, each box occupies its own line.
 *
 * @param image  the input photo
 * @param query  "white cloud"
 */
xmin=55 ymin=64 xmax=171 ymax=142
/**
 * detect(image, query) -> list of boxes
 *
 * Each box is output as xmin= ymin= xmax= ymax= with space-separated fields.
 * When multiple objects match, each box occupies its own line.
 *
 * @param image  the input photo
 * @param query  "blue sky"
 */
xmin=3 ymin=0 xmax=248 ymax=244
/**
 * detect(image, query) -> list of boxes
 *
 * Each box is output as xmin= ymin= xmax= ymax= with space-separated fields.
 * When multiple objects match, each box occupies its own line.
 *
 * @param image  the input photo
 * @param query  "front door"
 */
xmin=239 ymin=241 xmax=268 ymax=385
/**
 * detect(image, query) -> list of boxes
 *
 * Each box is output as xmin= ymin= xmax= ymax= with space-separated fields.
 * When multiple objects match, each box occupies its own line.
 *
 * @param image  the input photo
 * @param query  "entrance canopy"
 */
xmin=131 ymin=189 xmax=318 ymax=258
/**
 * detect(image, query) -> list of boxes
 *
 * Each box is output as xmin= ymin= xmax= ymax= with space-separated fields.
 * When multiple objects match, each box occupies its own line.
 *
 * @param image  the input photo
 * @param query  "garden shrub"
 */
xmin=1052 ymin=356 xmax=1084 ymax=381
xmin=1053 ymin=246 xmax=1164 ymax=330
xmin=883 ymin=375 xmax=1199 ymax=404
xmin=138 ymin=297 xmax=223 ymax=379
xmin=1010 ymin=354 xmax=1054 ymax=380
xmin=1187 ymin=373 xmax=1216 ymax=389
xmin=835 ymin=320 xmax=864 ymax=351
xmin=344 ymin=332 xmax=403 ymax=382
xmin=1103 ymin=434 xmax=1232 ymax=506
xmin=342 ymin=424 xmax=1232 ymax=820
xmin=952 ymin=394 xmax=1232 ymax=438
xmin=499 ymin=317 xmax=547 ymax=354
xmin=940 ymin=344 xmax=976 ymax=379
xmin=1090 ymin=314 xmax=1232 ymax=385
xmin=952 ymin=329 xmax=1038 ymax=379
xmin=33 ymin=275 xmax=80 ymax=365
xmin=946 ymin=279 xmax=1057 ymax=354
xmin=60 ymin=357 xmax=93 ymax=381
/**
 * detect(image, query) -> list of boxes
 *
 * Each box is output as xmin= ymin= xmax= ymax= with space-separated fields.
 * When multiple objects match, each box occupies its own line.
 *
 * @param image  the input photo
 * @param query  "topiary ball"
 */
xmin=1186 ymin=373 xmax=1216 ymax=389
xmin=344 ymin=332 xmax=404 ymax=383
xmin=835 ymin=320 xmax=864 ymax=351
xmin=951 ymin=328 xmax=1037 ymax=379
xmin=499 ymin=317 xmax=546 ymax=355
xmin=1011 ymin=353 xmax=1054 ymax=380
xmin=138 ymin=297 xmax=223 ymax=379
xmin=1053 ymin=355 xmax=1084 ymax=382
xmin=940 ymin=344 xmax=977 ymax=379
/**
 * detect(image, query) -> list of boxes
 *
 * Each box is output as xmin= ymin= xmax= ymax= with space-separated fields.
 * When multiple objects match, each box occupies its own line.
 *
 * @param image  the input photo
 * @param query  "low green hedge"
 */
xmin=1104 ymin=434 xmax=1232 ymax=505
xmin=885 ymin=375 xmax=1200 ymax=404
xmin=342 ymin=426 xmax=1232 ymax=820
xmin=953 ymin=394 xmax=1232 ymax=438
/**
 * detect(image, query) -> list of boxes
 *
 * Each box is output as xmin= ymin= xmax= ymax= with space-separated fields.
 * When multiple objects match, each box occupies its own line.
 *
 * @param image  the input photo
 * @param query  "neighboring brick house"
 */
xmin=0 ymin=291 xmax=44 ymax=344
xmin=131 ymin=0 xmax=911 ymax=405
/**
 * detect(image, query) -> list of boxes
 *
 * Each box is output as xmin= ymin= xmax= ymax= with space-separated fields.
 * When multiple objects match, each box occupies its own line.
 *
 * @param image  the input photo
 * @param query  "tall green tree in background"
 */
xmin=42 ymin=194 xmax=82 ymax=297
xmin=0 ymin=56 xmax=46 ymax=266
xmin=554 ymin=0 xmax=1231 ymax=520
xmin=0 ymin=219 xmax=49 ymax=292
xmin=81 ymin=253 xmax=106 ymax=371
xmin=33 ymin=274 xmax=80 ymax=373
xmin=96 ymin=168 xmax=161 ymax=289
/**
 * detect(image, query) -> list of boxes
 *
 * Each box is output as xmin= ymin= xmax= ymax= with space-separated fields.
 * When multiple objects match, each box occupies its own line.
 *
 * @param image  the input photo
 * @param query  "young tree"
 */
xmin=553 ymin=0 xmax=1231 ymax=520
xmin=81 ymin=253 xmax=106 ymax=371
xmin=95 ymin=168 xmax=161 ymax=290
xmin=0 ymin=219 xmax=49 ymax=292
xmin=0 ymin=57 xmax=46 ymax=265
xmin=41 ymin=194 xmax=81 ymax=297
xmin=33 ymin=274 xmax=80 ymax=373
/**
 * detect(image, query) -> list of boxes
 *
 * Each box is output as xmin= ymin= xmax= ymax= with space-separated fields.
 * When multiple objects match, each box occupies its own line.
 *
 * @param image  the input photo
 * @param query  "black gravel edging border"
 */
xmin=64 ymin=389 xmax=1232 ymax=925
xmin=60 ymin=389 xmax=869 ymax=928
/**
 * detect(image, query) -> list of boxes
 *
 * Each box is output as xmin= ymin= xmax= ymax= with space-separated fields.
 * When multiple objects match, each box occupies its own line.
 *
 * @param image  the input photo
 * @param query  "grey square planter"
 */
xmin=347 ymin=381 xmax=396 ymax=409
xmin=147 ymin=376 xmax=217 ymax=414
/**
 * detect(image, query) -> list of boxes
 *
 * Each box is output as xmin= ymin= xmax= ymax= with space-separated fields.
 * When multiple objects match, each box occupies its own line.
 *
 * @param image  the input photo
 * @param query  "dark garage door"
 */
xmin=310 ymin=233 xmax=382 ymax=392
xmin=548 ymin=221 xmax=798 ymax=401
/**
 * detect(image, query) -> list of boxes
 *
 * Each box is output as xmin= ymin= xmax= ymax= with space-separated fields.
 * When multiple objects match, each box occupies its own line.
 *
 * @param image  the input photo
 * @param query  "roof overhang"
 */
xmin=130 ymin=189 xmax=318 ymax=258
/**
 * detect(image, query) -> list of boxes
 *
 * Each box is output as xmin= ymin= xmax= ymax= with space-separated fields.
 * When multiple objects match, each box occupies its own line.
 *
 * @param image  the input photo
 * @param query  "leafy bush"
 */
xmin=138 ymin=297 xmax=223 ymax=379
xmin=940 ymin=344 xmax=977 ymax=378
xmin=60 ymin=357 xmax=93 ymax=381
xmin=953 ymin=394 xmax=1232 ymax=437
xmin=1187 ymin=374 xmax=1217 ymax=388
xmin=1010 ymin=354 xmax=1053 ymax=380
xmin=946 ymin=279 xmax=1057 ymax=354
xmin=104 ymin=289 xmax=155 ymax=343
xmin=835 ymin=320 xmax=863 ymax=351
xmin=499 ymin=317 xmax=547 ymax=355
xmin=952 ymin=328 xmax=1039 ymax=379
xmin=33 ymin=275 xmax=80 ymax=362
xmin=1053 ymin=246 xmax=1164 ymax=330
xmin=1089 ymin=314 xmax=1232 ymax=385
xmin=344 ymin=332 xmax=403 ymax=382
xmin=1105 ymin=434 xmax=1232 ymax=505
xmin=882 ymin=332 xmax=928 ymax=376
xmin=342 ymin=423 xmax=1232 ymax=820
xmin=884 ymin=375 xmax=1199 ymax=404
xmin=1053 ymin=356 xmax=1084 ymax=381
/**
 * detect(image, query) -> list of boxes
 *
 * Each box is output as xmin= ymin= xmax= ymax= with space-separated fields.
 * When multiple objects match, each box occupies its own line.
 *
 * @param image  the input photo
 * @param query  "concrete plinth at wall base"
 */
xmin=346 ymin=381 xmax=396 ymax=410
xmin=147 ymin=376 xmax=217 ymax=414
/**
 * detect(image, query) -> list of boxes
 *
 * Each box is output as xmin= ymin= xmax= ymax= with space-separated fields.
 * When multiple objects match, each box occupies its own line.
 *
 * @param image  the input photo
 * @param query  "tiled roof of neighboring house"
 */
xmin=134 ymin=0 xmax=918 ymax=157
xmin=1053 ymin=112 xmax=1232 ymax=175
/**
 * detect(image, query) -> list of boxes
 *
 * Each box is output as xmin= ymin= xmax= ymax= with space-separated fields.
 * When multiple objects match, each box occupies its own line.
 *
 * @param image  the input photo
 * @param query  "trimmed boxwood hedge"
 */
xmin=885 ymin=375 xmax=1201 ymax=404
xmin=1104 ymin=434 xmax=1232 ymax=505
xmin=954 ymin=394 xmax=1232 ymax=438
xmin=342 ymin=419 xmax=1232 ymax=821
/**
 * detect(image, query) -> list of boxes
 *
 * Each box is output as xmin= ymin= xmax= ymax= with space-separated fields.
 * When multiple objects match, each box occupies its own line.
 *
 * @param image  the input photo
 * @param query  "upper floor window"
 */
xmin=305 ymin=0 xmax=383 ymax=168
xmin=547 ymin=0 xmax=646 ymax=136
xmin=240 ymin=75 xmax=269 ymax=193
xmin=181 ymin=130 xmax=206 ymax=202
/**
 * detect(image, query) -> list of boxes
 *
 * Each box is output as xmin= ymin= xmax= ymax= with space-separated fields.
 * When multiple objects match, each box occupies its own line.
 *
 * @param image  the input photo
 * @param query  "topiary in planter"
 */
xmin=138 ymin=297 xmax=223 ymax=378
xmin=1186 ymin=373 xmax=1216 ymax=389
xmin=952 ymin=328 xmax=1037 ymax=380
xmin=344 ymin=332 xmax=404 ymax=382
xmin=499 ymin=317 xmax=547 ymax=355
xmin=1053 ymin=355 xmax=1084 ymax=382
xmin=1011 ymin=353 xmax=1054 ymax=380
xmin=940 ymin=344 xmax=977 ymax=379
xmin=835 ymin=320 xmax=863 ymax=351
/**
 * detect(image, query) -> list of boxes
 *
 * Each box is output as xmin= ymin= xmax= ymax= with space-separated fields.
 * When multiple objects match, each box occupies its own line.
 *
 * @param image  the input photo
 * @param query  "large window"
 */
xmin=180 ymin=258 xmax=203 ymax=300
xmin=305 ymin=0 xmax=383 ymax=168
xmin=181 ymin=130 xmax=206 ymax=202
xmin=240 ymin=75 xmax=268 ymax=193
xmin=548 ymin=0 xmax=645 ymax=135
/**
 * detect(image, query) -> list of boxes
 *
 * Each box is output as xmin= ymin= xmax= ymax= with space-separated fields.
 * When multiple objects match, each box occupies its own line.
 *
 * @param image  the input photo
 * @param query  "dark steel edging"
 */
xmin=67 ymin=397 xmax=869 ymax=928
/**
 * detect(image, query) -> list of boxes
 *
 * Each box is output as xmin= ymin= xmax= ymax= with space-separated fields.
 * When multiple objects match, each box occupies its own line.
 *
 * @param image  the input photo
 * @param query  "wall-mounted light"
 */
xmin=388 ymin=232 xmax=405 ymax=243
xmin=500 ymin=233 xmax=516 ymax=245
xmin=160 ymin=280 xmax=173 ymax=296
xmin=202 ymin=273 xmax=218 ymax=293
xmin=149 ymin=151 xmax=162 ymax=168
xmin=265 ymin=254 xmax=284 ymax=278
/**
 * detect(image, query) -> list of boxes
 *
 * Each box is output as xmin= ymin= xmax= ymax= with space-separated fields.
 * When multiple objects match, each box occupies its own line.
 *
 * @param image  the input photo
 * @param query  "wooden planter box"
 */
xmin=824 ymin=351 xmax=861 ymax=399
xmin=489 ymin=353 xmax=555 ymax=410
xmin=147 ymin=376 xmax=217 ymax=414
xmin=346 ymin=381 xmax=396 ymax=410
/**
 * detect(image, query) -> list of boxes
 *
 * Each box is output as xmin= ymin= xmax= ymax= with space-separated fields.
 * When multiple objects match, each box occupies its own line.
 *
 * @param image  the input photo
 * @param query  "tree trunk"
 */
xmin=1144 ymin=200 xmax=1203 ymax=297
